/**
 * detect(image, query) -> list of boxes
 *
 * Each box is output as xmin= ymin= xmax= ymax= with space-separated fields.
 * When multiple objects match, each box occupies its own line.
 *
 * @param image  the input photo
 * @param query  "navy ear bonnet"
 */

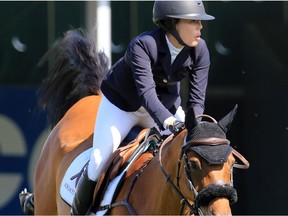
xmin=183 ymin=105 xmax=238 ymax=165
xmin=190 ymin=144 xmax=233 ymax=165
xmin=183 ymin=121 xmax=232 ymax=165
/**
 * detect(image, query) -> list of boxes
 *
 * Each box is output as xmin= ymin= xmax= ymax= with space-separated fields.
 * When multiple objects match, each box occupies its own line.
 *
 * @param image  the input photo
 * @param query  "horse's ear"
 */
xmin=185 ymin=107 xmax=198 ymax=130
xmin=218 ymin=104 xmax=238 ymax=133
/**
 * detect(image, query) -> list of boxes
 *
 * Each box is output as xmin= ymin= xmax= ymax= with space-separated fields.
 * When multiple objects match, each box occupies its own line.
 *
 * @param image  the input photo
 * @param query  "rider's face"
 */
xmin=176 ymin=19 xmax=203 ymax=48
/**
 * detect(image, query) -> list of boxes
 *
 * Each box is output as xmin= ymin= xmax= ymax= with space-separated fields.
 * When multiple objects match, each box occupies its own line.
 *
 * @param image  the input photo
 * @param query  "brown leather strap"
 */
xmin=232 ymin=149 xmax=250 ymax=169
xmin=186 ymin=138 xmax=230 ymax=146
xmin=196 ymin=114 xmax=217 ymax=123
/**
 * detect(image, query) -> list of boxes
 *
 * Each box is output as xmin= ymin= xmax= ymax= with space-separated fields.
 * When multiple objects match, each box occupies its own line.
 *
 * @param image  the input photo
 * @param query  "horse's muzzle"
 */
xmin=195 ymin=184 xmax=238 ymax=207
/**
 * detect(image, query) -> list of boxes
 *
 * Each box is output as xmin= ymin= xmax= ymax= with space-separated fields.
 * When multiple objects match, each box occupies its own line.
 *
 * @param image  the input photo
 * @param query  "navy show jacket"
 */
xmin=101 ymin=28 xmax=210 ymax=129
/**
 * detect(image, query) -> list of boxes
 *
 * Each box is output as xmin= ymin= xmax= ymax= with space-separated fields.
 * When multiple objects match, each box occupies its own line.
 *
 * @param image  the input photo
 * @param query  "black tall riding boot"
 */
xmin=71 ymin=168 xmax=97 ymax=215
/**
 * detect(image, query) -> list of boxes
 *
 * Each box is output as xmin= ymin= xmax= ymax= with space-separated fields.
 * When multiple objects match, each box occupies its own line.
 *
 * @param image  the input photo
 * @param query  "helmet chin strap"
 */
xmin=170 ymin=19 xmax=187 ymax=47
xmin=159 ymin=19 xmax=187 ymax=47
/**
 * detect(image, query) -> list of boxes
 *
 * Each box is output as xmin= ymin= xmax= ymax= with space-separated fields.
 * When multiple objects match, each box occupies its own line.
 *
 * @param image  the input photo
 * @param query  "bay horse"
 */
xmin=19 ymin=28 xmax=249 ymax=215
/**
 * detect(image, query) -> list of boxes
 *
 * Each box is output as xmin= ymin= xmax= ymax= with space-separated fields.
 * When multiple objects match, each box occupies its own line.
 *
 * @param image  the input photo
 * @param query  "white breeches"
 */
xmin=87 ymin=95 xmax=185 ymax=181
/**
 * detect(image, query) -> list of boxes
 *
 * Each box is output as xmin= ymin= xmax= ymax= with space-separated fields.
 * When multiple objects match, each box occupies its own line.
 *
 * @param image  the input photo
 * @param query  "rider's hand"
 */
xmin=163 ymin=116 xmax=177 ymax=130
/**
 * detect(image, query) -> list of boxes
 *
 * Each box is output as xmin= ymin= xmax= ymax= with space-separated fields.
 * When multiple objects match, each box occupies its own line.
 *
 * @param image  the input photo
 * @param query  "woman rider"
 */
xmin=71 ymin=0 xmax=215 ymax=214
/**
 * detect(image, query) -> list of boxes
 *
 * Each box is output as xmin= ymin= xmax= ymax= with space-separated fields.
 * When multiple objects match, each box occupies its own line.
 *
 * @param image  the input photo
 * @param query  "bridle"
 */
xmin=158 ymin=132 xmax=201 ymax=215
xmin=158 ymin=117 xmax=249 ymax=215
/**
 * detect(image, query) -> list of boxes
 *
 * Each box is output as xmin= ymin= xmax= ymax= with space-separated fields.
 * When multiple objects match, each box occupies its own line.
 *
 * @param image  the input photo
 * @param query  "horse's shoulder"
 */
xmin=46 ymin=95 xmax=100 ymax=154
xmin=60 ymin=95 xmax=101 ymax=132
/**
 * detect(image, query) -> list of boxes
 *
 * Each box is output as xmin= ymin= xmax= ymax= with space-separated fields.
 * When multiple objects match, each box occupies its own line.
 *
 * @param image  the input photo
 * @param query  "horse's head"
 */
xmin=178 ymin=105 xmax=249 ymax=215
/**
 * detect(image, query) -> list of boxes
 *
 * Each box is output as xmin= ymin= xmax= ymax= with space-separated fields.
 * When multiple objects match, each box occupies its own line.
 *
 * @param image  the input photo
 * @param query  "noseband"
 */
xmin=181 ymin=148 xmax=237 ymax=212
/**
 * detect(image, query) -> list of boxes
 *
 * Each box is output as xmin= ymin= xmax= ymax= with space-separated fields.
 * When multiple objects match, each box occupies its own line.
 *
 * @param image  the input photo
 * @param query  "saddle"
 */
xmin=91 ymin=127 xmax=162 ymax=211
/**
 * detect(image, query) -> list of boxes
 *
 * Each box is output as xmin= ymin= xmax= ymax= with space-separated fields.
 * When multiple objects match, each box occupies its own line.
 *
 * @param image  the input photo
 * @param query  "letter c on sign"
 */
xmin=0 ymin=114 xmax=26 ymax=208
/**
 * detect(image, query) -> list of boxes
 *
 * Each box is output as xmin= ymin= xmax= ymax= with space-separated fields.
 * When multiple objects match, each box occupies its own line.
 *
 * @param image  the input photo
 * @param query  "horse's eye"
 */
xmin=189 ymin=160 xmax=201 ymax=170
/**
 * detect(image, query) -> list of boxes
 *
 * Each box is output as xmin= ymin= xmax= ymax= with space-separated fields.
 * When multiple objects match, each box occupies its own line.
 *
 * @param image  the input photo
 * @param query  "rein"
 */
xmin=158 ymin=131 xmax=202 ymax=215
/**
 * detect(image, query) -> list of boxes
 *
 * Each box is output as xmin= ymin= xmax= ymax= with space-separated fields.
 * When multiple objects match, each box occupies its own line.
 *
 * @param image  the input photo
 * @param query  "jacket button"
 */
xmin=163 ymin=79 xmax=168 ymax=83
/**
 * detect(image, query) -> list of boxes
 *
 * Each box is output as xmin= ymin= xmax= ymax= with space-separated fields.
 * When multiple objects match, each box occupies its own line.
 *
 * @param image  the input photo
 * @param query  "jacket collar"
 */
xmin=158 ymin=28 xmax=192 ymax=74
xmin=172 ymin=46 xmax=191 ymax=72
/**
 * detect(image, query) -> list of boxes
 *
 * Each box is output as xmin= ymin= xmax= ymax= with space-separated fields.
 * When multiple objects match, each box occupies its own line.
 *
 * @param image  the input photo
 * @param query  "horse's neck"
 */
xmin=132 ymin=131 xmax=187 ymax=214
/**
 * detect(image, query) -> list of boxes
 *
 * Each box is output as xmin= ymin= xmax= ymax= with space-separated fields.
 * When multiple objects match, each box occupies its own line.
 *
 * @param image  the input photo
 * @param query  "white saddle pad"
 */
xmin=60 ymin=147 xmax=125 ymax=215
xmin=60 ymin=148 xmax=92 ymax=205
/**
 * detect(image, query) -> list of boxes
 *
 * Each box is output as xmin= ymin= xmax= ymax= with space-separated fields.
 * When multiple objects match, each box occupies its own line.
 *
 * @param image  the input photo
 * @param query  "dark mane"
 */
xmin=37 ymin=28 xmax=109 ymax=127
